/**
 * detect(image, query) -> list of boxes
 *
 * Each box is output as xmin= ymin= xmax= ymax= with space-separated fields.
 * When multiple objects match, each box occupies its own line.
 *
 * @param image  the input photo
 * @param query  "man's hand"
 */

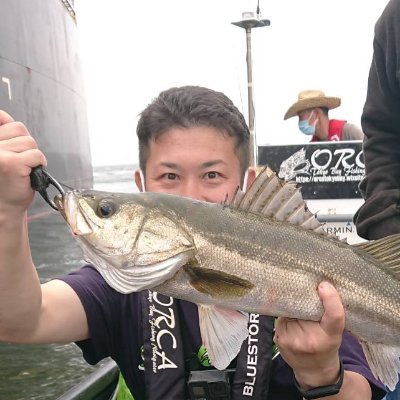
xmin=0 ymin=110 xmax=46 ymax=215
xmin=274 ymin=281 xmax=345 ymax=389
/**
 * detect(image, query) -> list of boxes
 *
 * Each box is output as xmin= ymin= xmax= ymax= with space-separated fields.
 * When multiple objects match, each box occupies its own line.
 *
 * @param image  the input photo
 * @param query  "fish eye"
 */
xmin=96 ymin=200 xmax=116 ymax=218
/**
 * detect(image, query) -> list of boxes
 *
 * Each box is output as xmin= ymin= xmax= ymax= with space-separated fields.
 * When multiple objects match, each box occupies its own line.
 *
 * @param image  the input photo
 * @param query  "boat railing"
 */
xmin=55 ymin=359 xmax=119 ymax=400
xmin=317 ymin=214 xmax=355 ymax=223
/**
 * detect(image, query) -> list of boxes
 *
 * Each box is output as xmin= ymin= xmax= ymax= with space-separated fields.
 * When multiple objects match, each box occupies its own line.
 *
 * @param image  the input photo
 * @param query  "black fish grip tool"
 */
xmin=30 ymin=166 xmax=65 ymax=210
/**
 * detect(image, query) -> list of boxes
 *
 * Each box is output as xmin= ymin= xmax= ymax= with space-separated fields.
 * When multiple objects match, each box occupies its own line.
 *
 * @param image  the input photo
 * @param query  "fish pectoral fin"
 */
xmin=360 ymin=340 xmax=400 ymax=391
xmin=184 ymin=265 xmax=254 ymax=299
xmin=198 ymin=305 xmax=249 ymax=370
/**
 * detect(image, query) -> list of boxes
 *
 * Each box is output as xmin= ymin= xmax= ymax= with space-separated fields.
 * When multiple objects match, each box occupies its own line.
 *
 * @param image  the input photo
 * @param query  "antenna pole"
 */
xmin=232 ymin=12 xmax=270 ymax=167
xmin=245 ymin=27 xmax=255 ymax=165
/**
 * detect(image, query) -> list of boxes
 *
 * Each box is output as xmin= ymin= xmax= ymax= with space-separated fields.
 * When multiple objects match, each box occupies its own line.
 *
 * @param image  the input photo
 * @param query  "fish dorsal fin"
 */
xmin=237 ymin=167 xmax=280 ymax=211
xmin=231 ymin=186 xmax=244 ymax=208
xmin=355 ymin=234 xmax=400 ymax=276
xmin=231 ymin=166 xmax=326 ymax=234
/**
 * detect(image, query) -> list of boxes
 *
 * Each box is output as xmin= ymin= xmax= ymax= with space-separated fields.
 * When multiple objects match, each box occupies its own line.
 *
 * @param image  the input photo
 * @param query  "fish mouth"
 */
xmin=54 ymin=191 xmax=96 ymax=236
xmin=54 ymin=194 xmax=64 ymax=213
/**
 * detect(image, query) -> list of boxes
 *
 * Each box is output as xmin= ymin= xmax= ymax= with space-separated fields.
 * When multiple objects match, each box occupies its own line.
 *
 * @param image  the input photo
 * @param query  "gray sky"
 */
xmin=75 ymin=0 xmax=389 ymax=166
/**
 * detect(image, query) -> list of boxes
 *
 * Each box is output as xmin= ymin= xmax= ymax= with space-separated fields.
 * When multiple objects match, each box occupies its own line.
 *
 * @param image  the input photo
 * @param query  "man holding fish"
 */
xmin=0 ymin=85 xmax=389 ymax=399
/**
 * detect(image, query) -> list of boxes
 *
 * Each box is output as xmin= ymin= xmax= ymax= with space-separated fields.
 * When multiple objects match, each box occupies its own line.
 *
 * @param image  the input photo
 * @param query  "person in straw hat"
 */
xmin=284 ymin=90 xmax=364 ymax=142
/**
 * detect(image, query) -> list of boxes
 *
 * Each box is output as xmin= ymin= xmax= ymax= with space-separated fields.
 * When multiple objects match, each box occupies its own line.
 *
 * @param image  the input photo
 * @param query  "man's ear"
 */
xmin=245 ymin=167 xmax=257 ymax=190
xmin=134 ymin=169 xmax=144 ymax=192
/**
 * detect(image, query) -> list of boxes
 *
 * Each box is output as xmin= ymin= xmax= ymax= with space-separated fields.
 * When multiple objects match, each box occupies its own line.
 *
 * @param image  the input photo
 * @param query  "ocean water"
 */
xmin=0 ymin=165 xmax=138 ymax=400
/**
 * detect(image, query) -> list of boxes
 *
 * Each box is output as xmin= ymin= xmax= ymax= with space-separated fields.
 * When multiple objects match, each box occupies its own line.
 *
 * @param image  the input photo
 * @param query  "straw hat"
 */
xmin=284 ymin=90 xmax=341 ymax=120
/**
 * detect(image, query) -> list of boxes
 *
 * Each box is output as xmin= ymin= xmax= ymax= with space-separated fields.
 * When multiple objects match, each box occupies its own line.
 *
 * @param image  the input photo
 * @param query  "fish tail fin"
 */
xmin=360 ymin=340 xmax=400 ymax=391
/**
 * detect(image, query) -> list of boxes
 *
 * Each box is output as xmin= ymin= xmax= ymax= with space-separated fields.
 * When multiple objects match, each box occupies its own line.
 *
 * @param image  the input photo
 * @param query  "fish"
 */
xmin=54 ymin=167 xmax=400 ymax=390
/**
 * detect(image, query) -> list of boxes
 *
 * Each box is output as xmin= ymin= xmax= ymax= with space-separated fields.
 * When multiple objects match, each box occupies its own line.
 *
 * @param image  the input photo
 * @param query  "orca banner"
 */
xmin=258 ymin=141 xmax=364 ymax=199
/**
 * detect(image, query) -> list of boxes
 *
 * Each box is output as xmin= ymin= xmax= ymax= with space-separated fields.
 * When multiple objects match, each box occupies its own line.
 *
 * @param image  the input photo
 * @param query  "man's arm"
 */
xmin=275 ymin=282 xmax=374 ymax=399
xmin=0 ymin=110 xmax=89 ymax=344
xmin=355 ymin=0 xmax=400 ymax=240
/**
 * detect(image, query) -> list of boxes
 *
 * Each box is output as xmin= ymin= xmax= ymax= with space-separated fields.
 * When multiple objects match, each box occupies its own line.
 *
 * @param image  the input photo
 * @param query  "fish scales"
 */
xmin=144 ymin=193 xmax=399 ymax=344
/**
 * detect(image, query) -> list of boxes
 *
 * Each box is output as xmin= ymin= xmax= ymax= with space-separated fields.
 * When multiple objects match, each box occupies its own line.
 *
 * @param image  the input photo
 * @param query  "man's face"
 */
xmin=298 ymin=108 xmax=316 ymax=123
xmin=135 ymin=126 xmax=251 ymax=203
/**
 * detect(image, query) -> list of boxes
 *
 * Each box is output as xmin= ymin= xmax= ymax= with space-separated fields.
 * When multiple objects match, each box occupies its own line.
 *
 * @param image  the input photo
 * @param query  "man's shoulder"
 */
xmin=58 ymin=264 xmax=141 ymax=304
xmin=342 ymin=122 xmax=364 ymax=140
xmin=58 ymin=264 xmax=107 ymax=288
xmin=375 ymin=0 xmax=400 ymax=46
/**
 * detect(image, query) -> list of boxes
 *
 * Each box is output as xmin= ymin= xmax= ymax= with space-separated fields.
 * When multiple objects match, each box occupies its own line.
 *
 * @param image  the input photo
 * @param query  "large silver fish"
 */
xmin=54 ymin=168 xmax=400 ymax=390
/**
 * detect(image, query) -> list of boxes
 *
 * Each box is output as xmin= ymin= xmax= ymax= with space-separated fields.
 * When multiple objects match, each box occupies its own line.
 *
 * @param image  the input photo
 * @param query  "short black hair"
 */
xmin=136 ymin=86 xmax=250 ymax=175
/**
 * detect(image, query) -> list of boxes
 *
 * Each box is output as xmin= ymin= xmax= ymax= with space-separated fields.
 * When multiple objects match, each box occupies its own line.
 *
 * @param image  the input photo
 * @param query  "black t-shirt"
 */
xmin=59 ymin=265 xmax=386 ymax=400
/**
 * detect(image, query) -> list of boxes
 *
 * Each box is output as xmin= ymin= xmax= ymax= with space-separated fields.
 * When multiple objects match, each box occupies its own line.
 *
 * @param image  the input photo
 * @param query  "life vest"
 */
xmin=311 ymin=119 xmax=346 ymax=142
xmin=134 ymin=291 xmax=274 ymax=399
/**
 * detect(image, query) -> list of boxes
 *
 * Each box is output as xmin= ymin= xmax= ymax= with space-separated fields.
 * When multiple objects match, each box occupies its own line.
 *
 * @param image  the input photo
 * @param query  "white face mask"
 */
xmin=138 ymin=169 xmax=146 ymax=192
xmin=298 ymin=110 xmax=319 ymax=136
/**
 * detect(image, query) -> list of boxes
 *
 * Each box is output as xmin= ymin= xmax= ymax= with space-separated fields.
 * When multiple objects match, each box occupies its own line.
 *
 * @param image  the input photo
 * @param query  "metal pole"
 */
xmin=232 ymin=14 xmax=270 ymax=167
xmin=245 ymin=27 xmax=256 ymax=166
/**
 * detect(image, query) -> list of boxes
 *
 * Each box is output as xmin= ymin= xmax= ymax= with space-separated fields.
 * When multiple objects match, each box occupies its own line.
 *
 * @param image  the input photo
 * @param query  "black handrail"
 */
xmin=56 ymin=359 xmax=119 ymax=400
